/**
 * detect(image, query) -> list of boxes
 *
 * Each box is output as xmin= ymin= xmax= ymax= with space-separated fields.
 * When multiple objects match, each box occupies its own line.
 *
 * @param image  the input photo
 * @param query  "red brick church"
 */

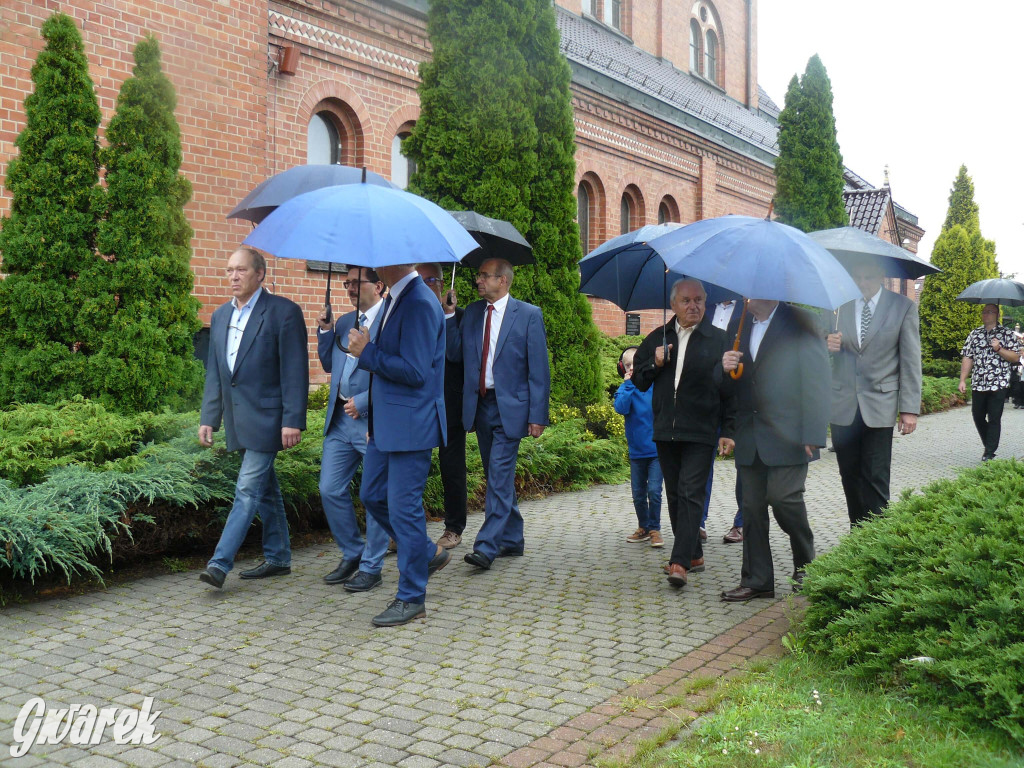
xmin=0 ymin=0 xmax=923 ymax=383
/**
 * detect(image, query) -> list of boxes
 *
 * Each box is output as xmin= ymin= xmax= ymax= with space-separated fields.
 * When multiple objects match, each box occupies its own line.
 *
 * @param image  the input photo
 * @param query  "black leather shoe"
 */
xmin=372 ymin=598 xmax=426 ymax=627
xmin=343 ymin=571 xmax=382 ymax=593
xmin=498 ymin=544 xmax=524 ymax=558
xmin=464 ymin=550 xmax=493 ymax=569
xmin=791 ymin=570 xmax=806 ymax=593
xmin=239 ymin=562 xmax=291 ymax=580
xmin=199 ymin=567 xmax=225 ymax=589
xmin=324 ymin=558 xmax=360 ymax=585
xmin=721 ymin=585 xmax=775 ymax=602
xmin=427 ymin=546 xmax=451 ymax=575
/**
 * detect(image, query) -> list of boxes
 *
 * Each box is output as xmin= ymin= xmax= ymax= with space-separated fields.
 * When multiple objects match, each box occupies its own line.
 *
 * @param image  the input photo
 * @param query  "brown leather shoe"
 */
xmin=722 ymin=526 xmax=743 ymax=544
xmin=688 ymin=557 xmax=705 ymax=573
xmin=666 ymin=563 xmax=687 ymax=587
xmin=437 ymin=530 xmax=462 ymax=550
xmin=720 ymin=585 xmax=774 ymax=602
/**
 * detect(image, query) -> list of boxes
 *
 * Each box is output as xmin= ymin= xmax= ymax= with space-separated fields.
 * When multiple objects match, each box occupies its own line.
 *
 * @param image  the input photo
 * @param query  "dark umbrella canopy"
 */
xmin=808 ymin=226 xmax=940 ymax=280
xmin=579 ymin=224 xmax=741 ymax=310
xmin=227 ymin=164 xmax=396 ymax=224
xmin=955 ymin=278 xmax=1024 ymax=307
xmin=447 ymin=210 xmax=533 ymax=268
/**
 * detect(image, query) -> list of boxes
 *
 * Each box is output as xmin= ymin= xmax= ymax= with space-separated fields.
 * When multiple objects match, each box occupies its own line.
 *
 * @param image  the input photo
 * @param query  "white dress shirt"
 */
xmin=855 ymin=287 xmax=882 ymax=348
xmin=227 ymin=287 xmax=262 ymax=373
xmin=483 ymin=293 xmax=510 ymax=390
xmin=711 ymin=301 xmax=736 ymax=331
xmin=673 ymin=318 xmax=696 ymax=389
xmin=749 ymin=303 xmax=779 ymax=362
xmin=380 ymin=271 xmax=419 ymax=329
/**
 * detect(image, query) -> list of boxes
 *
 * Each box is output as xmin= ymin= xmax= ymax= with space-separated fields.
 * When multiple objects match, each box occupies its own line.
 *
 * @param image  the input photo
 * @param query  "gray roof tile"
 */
xmin=844 ymin=188 xmax=891 ymax=234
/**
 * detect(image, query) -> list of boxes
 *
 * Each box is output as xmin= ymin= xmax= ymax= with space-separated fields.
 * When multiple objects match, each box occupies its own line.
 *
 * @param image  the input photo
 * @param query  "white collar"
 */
xmin=232 ymin=286 xmax=263 ymax=311
xmin=488 ymin=293 xmax=511 ymax=312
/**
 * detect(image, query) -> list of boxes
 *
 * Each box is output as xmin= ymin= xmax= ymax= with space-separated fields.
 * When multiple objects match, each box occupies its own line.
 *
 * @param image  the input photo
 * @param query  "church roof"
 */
xmin=843 ymin=188 xmax=891 ymax=235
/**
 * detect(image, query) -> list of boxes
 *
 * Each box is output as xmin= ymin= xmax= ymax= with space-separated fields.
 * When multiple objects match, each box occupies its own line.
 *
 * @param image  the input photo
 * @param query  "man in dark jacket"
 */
xmin=721 ymin=300 xmax=830 ymax=601
xmin=633 ymin=279 xmax=735 ymax=588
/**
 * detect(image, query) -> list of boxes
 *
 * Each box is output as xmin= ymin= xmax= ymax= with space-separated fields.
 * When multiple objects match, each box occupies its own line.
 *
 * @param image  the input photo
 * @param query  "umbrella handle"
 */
xmin=324 ymin=264 xmax=333 ymax=325
xmin=729 ymin=300 xmax=748 ymax=380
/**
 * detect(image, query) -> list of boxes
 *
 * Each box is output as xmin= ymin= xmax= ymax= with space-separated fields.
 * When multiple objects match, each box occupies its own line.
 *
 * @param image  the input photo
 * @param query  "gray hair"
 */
xmin=485 ymin=258 xmax=514 ymax=286
xmin=670 ymin=278 xmax=705 ymax=302
xmin=236 ymin=247 xmax=266 ymax=277
xmin=416 ymin=262 xmax=443 ymax=279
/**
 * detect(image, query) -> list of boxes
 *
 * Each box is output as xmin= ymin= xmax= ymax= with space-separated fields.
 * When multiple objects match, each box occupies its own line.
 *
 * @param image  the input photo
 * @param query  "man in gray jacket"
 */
xmin=827 ymin=260 xmax=921 ymax=527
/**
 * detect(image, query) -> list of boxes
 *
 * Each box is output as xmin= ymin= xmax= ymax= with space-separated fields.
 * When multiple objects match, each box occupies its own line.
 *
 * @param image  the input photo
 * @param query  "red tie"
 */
xmin=479 ymin=304 xmax=494 ymax=397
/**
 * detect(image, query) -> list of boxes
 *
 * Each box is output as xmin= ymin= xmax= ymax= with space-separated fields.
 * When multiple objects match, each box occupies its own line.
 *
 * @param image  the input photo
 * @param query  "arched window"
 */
xmin=620 ymin=194 xmax=633 ymax=235
xmin=658 ymin=202 xmax=669 ymax=224
xmin=658 ymin=195 xmax=680 ymax=224
xmin=690 ymin=20 xmax=702 ymax=74
xmin=705 ymin=31 xmax=718 ymax=84
xmin=307 ymin=112 xmax=340 ymax=164
xmin=577 ymin=182 xmax=591 ymax=253
xmin=391 ymin=133 xmax=416 ymax=189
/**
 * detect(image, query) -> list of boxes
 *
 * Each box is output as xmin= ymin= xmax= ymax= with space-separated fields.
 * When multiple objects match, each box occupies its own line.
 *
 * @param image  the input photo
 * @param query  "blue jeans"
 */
xmin=208 ymin=449 xmax=290 ymax=573
xmin=629 ymin=456 xmax=662 ymax=531
xmin=320 ymin=411 xmax=389 ymax=575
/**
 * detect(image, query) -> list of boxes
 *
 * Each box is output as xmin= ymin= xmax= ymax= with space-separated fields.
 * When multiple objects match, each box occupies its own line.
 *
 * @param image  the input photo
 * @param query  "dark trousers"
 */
xmin=655 ymin=440 xmax=715 ymax=567
xmin=738 ymin=453 xmax=815 ymax=592
xmin=439 ymin=401 xmax=467 ymax=534
xmin=972 ymin=389 xmax=1008 ymax=456
xmin=831 ymin=408 xmax=893 ymax=526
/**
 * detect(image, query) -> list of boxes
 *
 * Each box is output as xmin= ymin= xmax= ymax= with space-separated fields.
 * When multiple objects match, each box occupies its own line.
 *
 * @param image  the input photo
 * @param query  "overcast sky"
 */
xmin=757 ymin=0 xmax=1024 ymax=276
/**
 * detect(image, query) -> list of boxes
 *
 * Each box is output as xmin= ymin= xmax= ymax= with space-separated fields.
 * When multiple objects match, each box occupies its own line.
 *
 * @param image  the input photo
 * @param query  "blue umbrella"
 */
xmin=243 ymin=184 xmax=479 ymax=268
xmin=808 ymin=226 xmax=940 ymax=280
xmin=579 ymin=224 xmax=741 ymax=311
xmin=651 ymin=215 xmax=861 ymax=310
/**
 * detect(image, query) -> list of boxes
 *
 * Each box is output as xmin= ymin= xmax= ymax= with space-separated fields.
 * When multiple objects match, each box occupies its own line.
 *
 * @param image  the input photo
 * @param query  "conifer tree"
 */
xmin=406 ymin=0 xmax=602 ymax=404
xmin=773 ymin=55 xmax=848 ymax=232
xmin=0 ymin=13 xmax=101 ymax=405
xmin=919 ymin=165 xmax=1000 ymax=365
xmin=78 ymin=36 xmax=203 ymax=411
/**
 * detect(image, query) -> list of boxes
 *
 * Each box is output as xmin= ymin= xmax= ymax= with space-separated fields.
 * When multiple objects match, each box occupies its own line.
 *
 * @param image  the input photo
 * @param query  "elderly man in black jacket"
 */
xmin=633 ymin=279 xmax=735 ymax=588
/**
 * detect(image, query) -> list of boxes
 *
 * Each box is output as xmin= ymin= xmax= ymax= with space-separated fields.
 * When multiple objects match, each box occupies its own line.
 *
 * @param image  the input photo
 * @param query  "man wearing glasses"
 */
xmin=316 ymin=267 xmax=389 ymax=592
xmin=447 ymin=258 xmax=551 ymax=571
xmin=198 ymin=247 xmax=308 ymax=589
xmin=416 ymin=263 xmax=467 ymax=551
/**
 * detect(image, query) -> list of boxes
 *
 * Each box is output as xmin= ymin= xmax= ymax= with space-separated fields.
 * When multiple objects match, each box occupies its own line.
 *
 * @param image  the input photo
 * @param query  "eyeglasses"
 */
xmin=342 ymin=280 xmax=377 ymax=289
xmin=421 ymin=277 xmax=442 ymax=286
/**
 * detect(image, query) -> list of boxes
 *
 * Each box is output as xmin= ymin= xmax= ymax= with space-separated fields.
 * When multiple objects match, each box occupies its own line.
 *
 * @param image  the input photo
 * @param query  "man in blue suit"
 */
xmin=347 ymin=264 xmax=451 ymax=626
xmin=447 ymin=257 xmax=551 ymax=571
xmin=316 ymin=266 xmax=390 ymax=592
xmin=198 ymin=247 xmax=309 ymax=589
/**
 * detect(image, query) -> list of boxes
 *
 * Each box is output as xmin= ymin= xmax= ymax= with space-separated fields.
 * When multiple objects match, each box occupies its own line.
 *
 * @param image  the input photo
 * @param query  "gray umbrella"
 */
xmin=808 ymin=226 xmax=940 ymax=279
xmin=955 ymin=278 xmax=1024 ymax=307
xmin=447 ymin=211 xmax=533 ymax=269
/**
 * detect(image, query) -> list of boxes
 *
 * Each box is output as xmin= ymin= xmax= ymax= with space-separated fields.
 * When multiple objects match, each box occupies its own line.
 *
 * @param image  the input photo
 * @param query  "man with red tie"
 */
xmin=446 ymin=258 xmax=550 ymax=570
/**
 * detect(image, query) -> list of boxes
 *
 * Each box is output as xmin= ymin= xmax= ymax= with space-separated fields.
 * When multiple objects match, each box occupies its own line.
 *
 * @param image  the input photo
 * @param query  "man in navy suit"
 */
xmin=347 ymin=264 xmax=451 ymax=626
xmin=721 ymin=300 xmax=830 ymax=601
xmin=316 ymin=266 xmax=389 ymax=592
xmin=447 ymin=257 xmax=551 ymax=570
xmin=198 ymin=247 xmax=309 ymax=589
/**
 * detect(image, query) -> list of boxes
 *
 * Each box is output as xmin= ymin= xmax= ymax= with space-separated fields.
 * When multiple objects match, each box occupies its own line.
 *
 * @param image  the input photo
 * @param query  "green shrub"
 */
xmin=800 ymin=460 xmax=1024 ymax=744
xmin=923 ymin=358 xmax=962 ymax=379
xmin=920 ymin=375 xmax=967 ymax=414
xmin=307 ymin=382 xmax=330 ymax=411
xmin=583 ymin=402 xmax=625 ymax=440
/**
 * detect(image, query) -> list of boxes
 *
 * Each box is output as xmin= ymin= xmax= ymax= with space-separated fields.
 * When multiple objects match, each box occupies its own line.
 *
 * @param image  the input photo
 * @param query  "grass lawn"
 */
xmin=610 ymin=650 xmax=1020 ymax=768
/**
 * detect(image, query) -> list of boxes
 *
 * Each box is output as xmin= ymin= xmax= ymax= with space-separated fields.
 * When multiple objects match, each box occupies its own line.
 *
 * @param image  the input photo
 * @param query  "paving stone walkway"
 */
xmin=1 ymin=405 xmax=1019 ymax=768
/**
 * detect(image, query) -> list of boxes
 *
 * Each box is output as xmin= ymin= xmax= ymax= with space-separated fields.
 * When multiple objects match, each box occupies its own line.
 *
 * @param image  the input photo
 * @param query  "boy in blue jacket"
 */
xmin=614 ymin=346 xmax=664 ymax=548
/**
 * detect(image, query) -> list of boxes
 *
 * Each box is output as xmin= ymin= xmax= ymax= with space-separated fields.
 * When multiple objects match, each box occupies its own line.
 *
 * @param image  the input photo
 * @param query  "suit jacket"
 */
xmin=632 ymin=317 xmax=735 ymax=445
xmin=200 ymin=290 xmax=309 ymax=453
xmin=317 ymin=306 xmax=383 ymax=437
xmin=444 ymin=307 xmax=466 ymax=425
xmin=448 ymin=296 xmax=550 ymax=440
xmin=732 ymin=303 xmax=830 ymax=467
xmin=830 ymin=288 xmax=922 ymax=428
xmin=357 ymin=276 xmax=446 ymax=453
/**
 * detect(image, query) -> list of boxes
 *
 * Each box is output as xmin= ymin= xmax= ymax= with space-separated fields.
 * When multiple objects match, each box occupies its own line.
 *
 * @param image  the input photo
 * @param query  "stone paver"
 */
xmin=0 ymin=406 xmax=1011 ymax=766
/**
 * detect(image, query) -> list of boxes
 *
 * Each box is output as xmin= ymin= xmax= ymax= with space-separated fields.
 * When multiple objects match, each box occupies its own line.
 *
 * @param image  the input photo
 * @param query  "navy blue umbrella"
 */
xmin=579 ymin=224 xmax=741 ymax=311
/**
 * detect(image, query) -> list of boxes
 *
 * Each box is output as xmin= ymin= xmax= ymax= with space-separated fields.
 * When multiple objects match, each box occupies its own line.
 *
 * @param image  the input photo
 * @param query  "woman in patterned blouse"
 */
xmin=959 ymin=304 xmax=1022 ymax=460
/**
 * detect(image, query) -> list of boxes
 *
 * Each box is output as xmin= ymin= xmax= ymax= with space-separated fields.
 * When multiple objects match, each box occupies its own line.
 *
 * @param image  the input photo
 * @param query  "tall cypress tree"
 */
xmin=519 ymin=0 xmax=601 ymax=405
xmin=919 ymin=165 xmax=1000 ymax=365
xmin=773 ymin=55 xmax=848 ymax=232
xmin=77 ymin=35 xmax=202 ymax=412
xmin=406 ymin=0 xmax=602 ymax=405
xmin=0 ymin=13 xmax=101 ymax=405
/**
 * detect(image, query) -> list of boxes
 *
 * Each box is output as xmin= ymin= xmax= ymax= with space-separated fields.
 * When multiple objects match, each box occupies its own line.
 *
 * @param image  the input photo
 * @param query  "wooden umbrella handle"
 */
xmin=729 ymin=300 xmax=748 ymax=379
